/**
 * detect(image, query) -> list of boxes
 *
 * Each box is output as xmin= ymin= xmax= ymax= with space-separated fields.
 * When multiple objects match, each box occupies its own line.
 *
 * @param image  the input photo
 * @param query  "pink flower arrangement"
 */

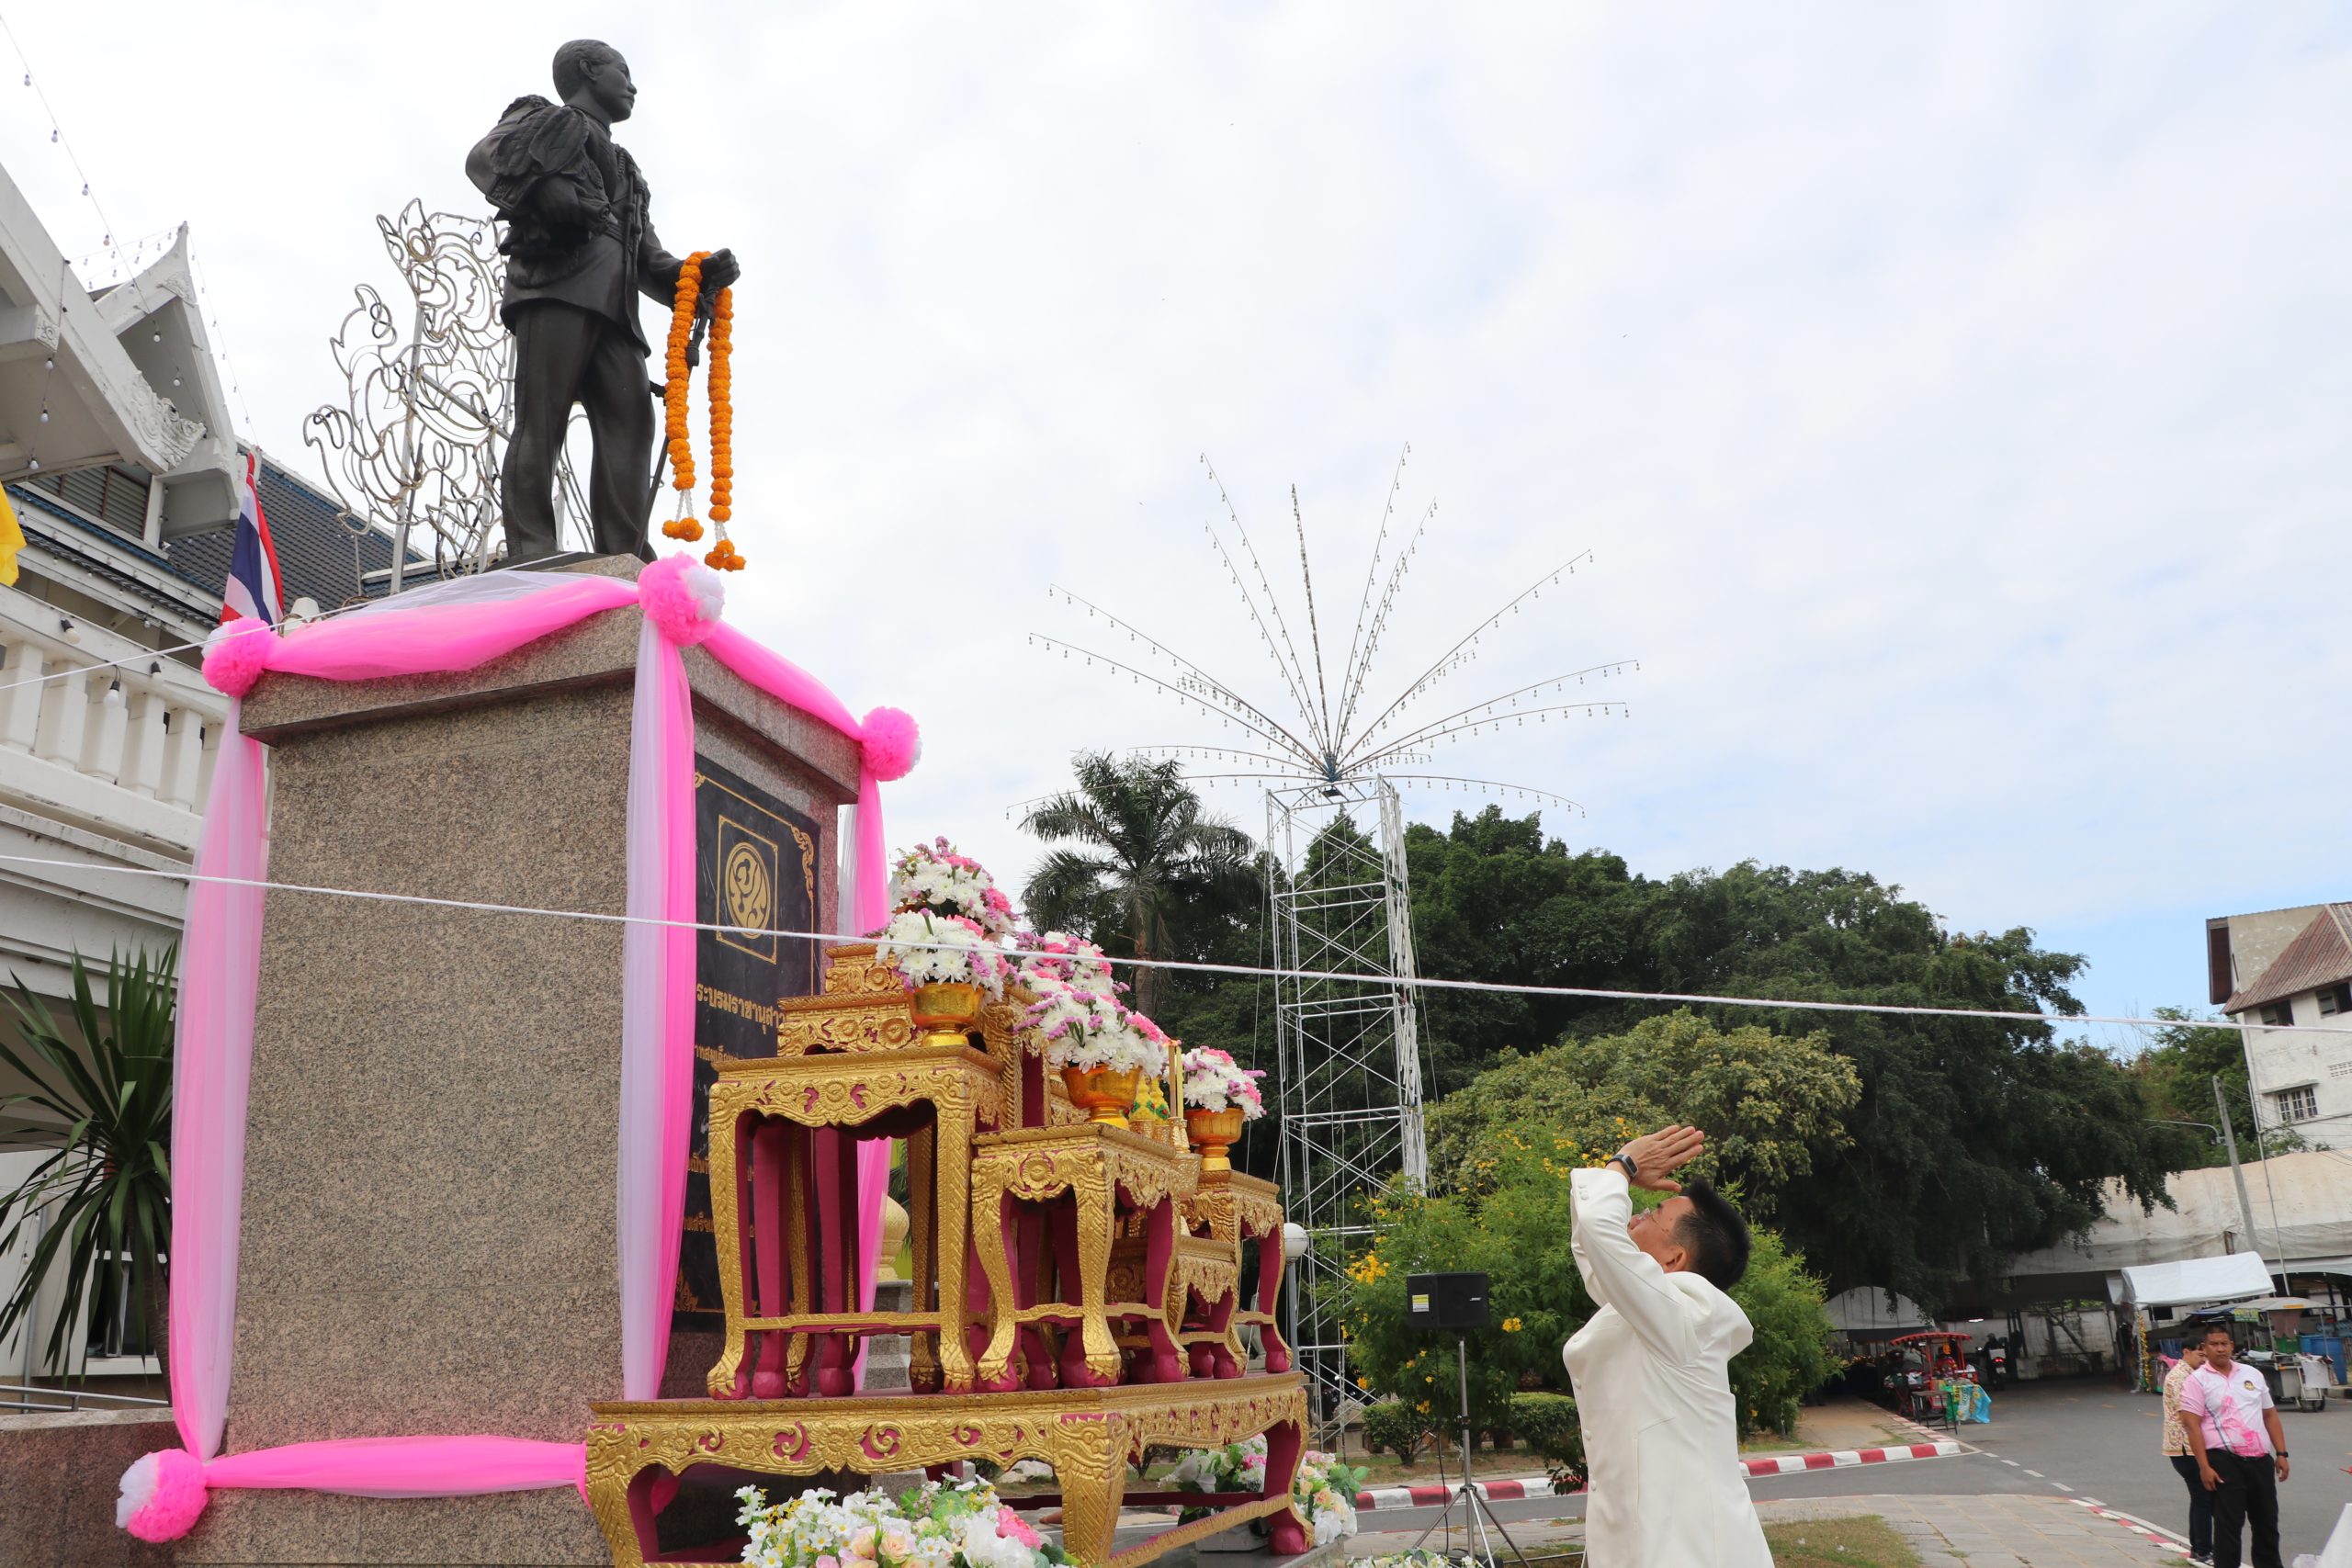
xmin=888 ymin=838 xmax=1018 ymax=939
xmin=1181 ymin=1047 xmax=1267 ymax=1118
xmin=1023 ymin=975 xmax=1161 ymax=1076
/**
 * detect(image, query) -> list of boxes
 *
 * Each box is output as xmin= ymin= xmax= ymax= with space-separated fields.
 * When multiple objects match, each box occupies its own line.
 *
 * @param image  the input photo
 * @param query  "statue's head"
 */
xmin=554 ymin=39 xmax=635 ymax=123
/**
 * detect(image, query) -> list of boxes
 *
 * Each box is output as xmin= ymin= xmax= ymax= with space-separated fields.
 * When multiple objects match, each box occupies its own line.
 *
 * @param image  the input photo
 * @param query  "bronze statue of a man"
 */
xmin=467 ymin=40 xmax=739 ymax=564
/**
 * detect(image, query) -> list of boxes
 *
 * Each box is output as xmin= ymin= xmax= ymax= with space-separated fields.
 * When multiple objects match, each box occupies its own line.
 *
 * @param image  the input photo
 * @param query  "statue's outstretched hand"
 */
xmin=701 ymin=247 xmax=741 ymax=295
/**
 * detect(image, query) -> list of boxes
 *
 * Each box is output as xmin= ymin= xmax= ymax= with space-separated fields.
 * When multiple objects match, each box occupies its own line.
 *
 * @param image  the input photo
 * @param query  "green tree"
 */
xmin=0 ymin=948 xmax=177 ymax=1373
xmin=1021 ymin=752 xmax=1261 ymax=1021
xmin=1397 ymin=814 xmax=2187 ymax=1312
xmin=1636 ymin=865 xmax=2178 ymax=1311
xmin=1424 ymin=1010 xmax=1861 ymax=1218
xmin=2130 ymin=1007 xmax=2287 ymax=1167
xmin=1403 ymin=811 xmax=1661 ymax=1092
xmin=1340 ymin=1140 xmax=1831 ymax=1440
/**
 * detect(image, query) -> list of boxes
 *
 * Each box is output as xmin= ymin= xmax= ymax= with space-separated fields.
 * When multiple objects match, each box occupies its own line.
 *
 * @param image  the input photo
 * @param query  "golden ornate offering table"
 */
xmin=970 ymin=1123 xmax=1198 ymax=1389
xmin=584 ymin=1375 xmax=1311 ymax=1568
xmin=707 ymin=1043 xmax=1004 ymax=1398
xmin=1188 ymin=1169 xmax=1292 ymax=1375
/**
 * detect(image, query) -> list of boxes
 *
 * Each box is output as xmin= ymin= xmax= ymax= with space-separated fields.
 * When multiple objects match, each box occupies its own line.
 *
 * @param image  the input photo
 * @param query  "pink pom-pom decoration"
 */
xmin=860 ymin=706 xmax=921 ymax=782
xmin=117 ymin=1448 xmax=209 ymax=1542
xmin=638 ymin=554 xmax=725 ymax=647
xmin=201 ymin=619 xmax=276 ymax=697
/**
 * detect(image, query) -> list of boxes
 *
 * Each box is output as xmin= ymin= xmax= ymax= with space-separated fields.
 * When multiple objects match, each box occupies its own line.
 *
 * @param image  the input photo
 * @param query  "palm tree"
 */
xmin=1022 ymin=753 xmax=1260 ymax=1019
xmin=0 ymin=947 xmax=175 ymax=1376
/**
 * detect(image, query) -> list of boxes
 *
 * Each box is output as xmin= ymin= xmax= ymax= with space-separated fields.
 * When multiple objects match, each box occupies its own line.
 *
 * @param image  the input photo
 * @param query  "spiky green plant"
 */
xmin=0 ymin=947 xmax=175 ymax=1374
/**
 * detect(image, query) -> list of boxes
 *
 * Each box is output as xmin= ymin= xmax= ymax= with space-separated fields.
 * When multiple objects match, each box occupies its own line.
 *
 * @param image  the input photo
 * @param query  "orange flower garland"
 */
xmin=702 ymin=285 xmax=739 ymax=571
xmin=658 ymin=253 xmax=707 ymax=545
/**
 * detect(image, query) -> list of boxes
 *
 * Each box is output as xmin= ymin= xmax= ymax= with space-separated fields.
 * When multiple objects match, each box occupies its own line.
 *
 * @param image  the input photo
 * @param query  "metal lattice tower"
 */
xmin=1268 ymin=776 xmax=1428 ymax=1421
xmin=1030 ymin=449 xmax=1634 ymax=1416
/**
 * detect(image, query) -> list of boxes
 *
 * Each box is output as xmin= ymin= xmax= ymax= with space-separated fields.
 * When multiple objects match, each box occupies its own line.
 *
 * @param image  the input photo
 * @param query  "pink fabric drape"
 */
xmin=167 ymin=702 xmax=267 ymax=1461
xmin=700 ymin=624 xmax=891 ymax=933
xmin=617 ymin=618 xmax=700 ymax=1399
xmin=143 ymin=566 xmax=910 ymax=1529
xmin=199 ymin=1436 xmax=587 ymax=1499
xmin=697 ymin=623 xmax=895 ymax=1381
xmin=266 ymin=576 xmax=639 ymax=682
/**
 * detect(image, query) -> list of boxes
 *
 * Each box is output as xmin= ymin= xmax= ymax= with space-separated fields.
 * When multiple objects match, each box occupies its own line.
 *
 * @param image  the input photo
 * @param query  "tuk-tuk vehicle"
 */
xmin=1885 ymin=1332 xmax=1976 ymax=1426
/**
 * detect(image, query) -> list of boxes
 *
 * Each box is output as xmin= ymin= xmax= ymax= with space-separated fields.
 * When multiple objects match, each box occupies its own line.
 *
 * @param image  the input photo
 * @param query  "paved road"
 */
xmin=1962 ymin=1377 xmax=2349 ymax=1557
xmin=1354 ymin=1379 xmax=2352 ymax=1559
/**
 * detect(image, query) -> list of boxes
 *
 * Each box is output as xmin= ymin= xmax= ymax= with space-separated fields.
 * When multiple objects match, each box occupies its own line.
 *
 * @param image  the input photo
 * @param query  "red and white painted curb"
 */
xmin=1355 ymin=1474 xmax=1566 ymax=1512
xmin=1738 ymin=1439 xmax=1965 ymax=1478
xmin=2064 ymin=1498 xmax=2192 ymax=1557
xmin=1351 ymin=1440 xmax=1964 ymax=1512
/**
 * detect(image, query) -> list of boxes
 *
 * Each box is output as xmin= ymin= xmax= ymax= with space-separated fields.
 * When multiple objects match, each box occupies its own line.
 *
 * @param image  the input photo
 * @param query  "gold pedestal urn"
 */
xmin=1183 ymin=1107 xmax=1245 ymax=1171
xmin=1060 ymin=1066 xmax=1142 ymax=1129
xmin=910 ymin=980 xmax=984 ymax=1046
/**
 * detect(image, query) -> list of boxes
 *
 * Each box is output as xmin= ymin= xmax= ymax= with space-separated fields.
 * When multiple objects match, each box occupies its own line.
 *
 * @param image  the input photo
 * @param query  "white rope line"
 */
xmin=4 ymin=849 xmax=2339 ymax=1039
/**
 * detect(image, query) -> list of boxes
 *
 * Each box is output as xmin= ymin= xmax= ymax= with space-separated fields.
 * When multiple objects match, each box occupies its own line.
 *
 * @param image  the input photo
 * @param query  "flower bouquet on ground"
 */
xmin=1167 ymin=1438 xmax=1366 ymax=1545
xmin=734 ymin=1478 xmax=1065 ymax=1568
xmin=1023 ymin=976 xmax=1161 ymax=1128
xmin=1178 ymin=1047 xmax=1265 ymax=1171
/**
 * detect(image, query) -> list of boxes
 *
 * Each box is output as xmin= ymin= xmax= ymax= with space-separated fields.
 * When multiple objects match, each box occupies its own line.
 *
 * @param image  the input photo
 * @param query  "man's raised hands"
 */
xmin=1614 ymin=1124 xmax=1706 ymax=1193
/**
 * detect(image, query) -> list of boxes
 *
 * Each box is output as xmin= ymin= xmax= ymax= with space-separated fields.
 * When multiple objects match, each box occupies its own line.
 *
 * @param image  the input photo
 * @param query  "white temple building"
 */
xmin=0 ymin=154 xmax=415 ymax=1389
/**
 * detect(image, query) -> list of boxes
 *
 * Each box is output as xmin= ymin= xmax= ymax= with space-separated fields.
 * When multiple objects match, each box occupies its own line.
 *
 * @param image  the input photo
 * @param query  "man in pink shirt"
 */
xmin=2177 ymin=1322 xmax=2290 ymax=1568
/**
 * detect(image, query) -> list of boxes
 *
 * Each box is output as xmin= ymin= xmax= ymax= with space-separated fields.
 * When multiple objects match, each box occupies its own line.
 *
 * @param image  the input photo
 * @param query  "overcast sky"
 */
xmin=6 ymin=4 xmax=2345 ymax=1034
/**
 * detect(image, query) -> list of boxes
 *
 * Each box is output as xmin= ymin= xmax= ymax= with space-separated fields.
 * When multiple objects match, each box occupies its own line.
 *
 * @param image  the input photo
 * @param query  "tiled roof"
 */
xmin=163 ymin=454 xmax=421 ymax=611
xmin=2226 ymin=904 xmax=2352 ymax=1014
xmin=8 ymin=452 xmax=423 ymax=618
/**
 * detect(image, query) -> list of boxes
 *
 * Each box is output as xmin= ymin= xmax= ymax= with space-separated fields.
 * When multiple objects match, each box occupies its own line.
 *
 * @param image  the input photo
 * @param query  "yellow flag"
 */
xmin=0 ymin=484 xmax=22 ymax=588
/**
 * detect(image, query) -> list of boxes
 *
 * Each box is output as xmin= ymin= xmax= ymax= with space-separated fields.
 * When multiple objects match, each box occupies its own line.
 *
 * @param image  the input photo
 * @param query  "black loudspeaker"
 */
xmin=1406 ymin=1271 xmax=1490 ymax=1331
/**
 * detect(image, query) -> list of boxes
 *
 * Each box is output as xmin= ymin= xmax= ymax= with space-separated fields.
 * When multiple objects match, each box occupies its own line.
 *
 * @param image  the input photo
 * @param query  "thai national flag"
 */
xmin=221 ymin=449 xmax=284 ymax=626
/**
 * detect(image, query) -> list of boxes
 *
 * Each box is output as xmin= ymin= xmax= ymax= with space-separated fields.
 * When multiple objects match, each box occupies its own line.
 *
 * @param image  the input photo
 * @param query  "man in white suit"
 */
xmin=1564 ymin=1123 xmax=1771 ymax=1568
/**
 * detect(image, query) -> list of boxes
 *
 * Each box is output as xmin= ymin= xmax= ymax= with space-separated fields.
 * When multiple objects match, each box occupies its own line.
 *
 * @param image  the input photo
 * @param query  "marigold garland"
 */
xmin=655 ymin=252 xmax=741 ymax=568
xmin=703 ymin=284 xmax=738 ymax=570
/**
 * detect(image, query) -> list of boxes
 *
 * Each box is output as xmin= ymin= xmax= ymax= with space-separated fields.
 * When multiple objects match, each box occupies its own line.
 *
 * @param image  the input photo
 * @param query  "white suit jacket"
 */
xmin=1562 ymin=1167 xmax=1771 ymax=1568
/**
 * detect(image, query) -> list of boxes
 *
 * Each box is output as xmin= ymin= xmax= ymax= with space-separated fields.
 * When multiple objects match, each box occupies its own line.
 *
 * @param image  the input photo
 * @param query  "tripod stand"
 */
xmin=1408 ymin=1332 xmax=1532 ymax=1568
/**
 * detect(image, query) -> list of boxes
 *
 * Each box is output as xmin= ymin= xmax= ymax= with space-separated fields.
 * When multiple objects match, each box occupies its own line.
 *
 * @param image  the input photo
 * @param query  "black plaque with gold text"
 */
xmin=677 ymin=756 xmax=820 ymax=1320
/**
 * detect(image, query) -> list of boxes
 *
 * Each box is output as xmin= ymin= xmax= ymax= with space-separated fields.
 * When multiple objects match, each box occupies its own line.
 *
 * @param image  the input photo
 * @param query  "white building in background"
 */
xmin=0 ymin=152 xmax=415 ymax=1390
xmin=2208 ymin=903 xmax=2352 ymax=1153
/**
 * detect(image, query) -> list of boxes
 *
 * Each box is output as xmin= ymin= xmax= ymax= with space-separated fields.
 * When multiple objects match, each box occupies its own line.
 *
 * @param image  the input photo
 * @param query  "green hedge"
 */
xmin=1510 ymin=1392 xmax=1585 ymax=1488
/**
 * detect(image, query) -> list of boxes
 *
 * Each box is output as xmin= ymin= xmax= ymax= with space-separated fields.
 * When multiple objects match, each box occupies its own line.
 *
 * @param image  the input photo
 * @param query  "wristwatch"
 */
xmin=1611 ymin=1153 xmax=1638 ymax=1181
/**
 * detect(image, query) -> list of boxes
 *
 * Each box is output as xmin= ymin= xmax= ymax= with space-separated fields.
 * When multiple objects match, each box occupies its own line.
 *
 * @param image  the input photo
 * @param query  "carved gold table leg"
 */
xmin=1074 ymin=1149 xmax=1122 ymax=1384
xmin=972 ymin=1157 xmax=1022 ymax=1386
xmin=1051 ymin=1410 xmax=1130 ymax=1568
xmin=907 ymin=1122 xmax=938 ymax=1393
xmin=934 ymin=1092 xmax=977 ymax=1393
xmin=707 ymin=1104 xmax=750 ymax=1398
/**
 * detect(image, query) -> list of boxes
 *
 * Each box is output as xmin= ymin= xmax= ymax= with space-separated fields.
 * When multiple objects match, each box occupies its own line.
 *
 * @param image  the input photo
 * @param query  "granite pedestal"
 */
xmin=182 ymin=560 xmax=862 ymax=1567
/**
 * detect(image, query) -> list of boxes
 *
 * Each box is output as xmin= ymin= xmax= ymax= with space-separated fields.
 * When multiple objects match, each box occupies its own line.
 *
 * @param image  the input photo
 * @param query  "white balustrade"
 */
xmin=0 ymin=603 xmax=229 ymax=856
xmin=159 ymin=705 xmax=202 ymax=809
xmin=32 ymin=663 xmax=88 ymax=766
xmin=0 ymin=640 xmax=44 ymax=751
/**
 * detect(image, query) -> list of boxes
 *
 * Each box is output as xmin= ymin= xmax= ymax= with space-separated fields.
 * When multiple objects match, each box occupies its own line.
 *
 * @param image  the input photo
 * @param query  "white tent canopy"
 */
xmin=2116 ymin=1251 xmax=2273 ymax=1309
